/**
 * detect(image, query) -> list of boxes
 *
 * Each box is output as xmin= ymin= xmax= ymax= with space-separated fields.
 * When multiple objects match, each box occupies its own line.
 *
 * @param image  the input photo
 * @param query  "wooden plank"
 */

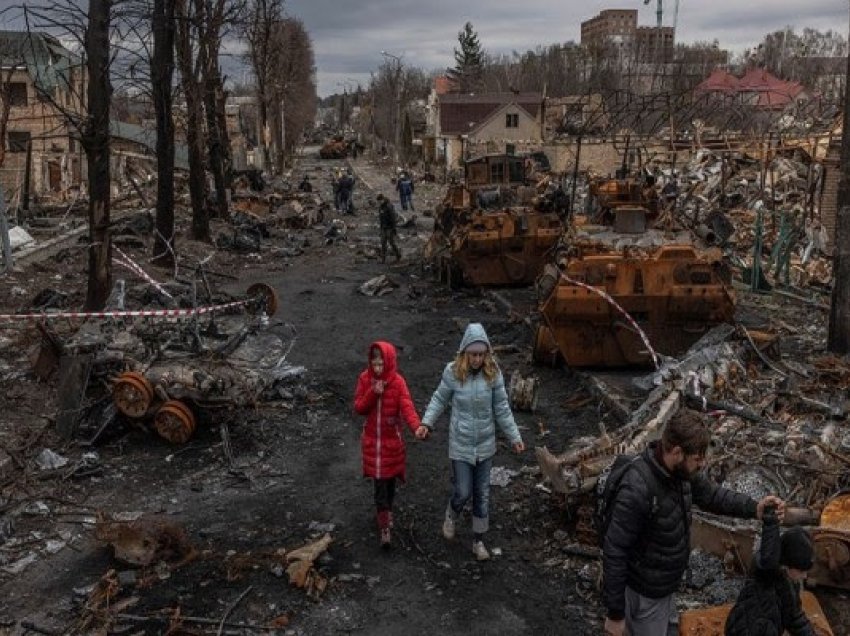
xmin=55 ymin=354 xmax=92 ymax=439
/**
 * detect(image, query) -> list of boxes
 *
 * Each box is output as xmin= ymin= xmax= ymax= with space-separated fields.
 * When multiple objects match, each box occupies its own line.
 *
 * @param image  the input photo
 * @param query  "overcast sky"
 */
xmin=281 ymin=0 xmax=849 ymax=97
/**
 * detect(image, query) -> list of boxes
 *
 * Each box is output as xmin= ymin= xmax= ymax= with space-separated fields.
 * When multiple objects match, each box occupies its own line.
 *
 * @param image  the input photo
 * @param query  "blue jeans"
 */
xmin=448 ymin=457 xmax=492 ymax=534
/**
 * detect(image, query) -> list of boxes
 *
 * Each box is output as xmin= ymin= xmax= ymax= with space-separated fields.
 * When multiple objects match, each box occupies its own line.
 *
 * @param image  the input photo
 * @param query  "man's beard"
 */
xmin=672 ymin=462 xmax=695 ymax=480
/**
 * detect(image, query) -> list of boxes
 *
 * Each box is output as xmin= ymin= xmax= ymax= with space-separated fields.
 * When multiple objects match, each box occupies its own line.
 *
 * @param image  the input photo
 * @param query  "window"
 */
xmin=7 ymin=131 xmax=31 ymax=153
xmin=505 ymin=113 xmax=519 ymax=128
xmin=8 ymin=82 xmax=27 ymax=107
xmin=490 ymin=162 xmax=505 ymax=183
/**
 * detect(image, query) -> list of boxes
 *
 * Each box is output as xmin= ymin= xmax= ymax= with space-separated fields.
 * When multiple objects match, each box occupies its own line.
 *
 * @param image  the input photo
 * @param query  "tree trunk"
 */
xmin=199 ymin=8 xmax=227 ymax=220
xmin=828 ymin=27 xmax=850 ymax=353
xmin=256 ymin=83 xmax=269 ymax=171
xmin=175 ymin=0 xmax=209 ymax=241
xmin=84 ymin=0 xmax=113 ymax=310
xmin=151 ymin=0 xmax=176 ymax=268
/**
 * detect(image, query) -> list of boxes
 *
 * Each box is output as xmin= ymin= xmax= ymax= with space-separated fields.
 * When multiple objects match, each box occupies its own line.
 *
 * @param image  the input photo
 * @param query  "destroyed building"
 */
xmin=0 ymin=31 xmax=85 ymax=198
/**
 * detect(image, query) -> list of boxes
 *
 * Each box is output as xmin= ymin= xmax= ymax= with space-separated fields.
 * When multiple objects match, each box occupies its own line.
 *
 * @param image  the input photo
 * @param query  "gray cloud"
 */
xmin=284 ymin=0 xmax=847 ymax=95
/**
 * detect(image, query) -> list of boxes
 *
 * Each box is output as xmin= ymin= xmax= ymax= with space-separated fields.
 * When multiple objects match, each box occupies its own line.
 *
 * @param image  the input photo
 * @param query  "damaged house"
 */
xmin=427 ymin=88 xmax=544 ymax=169
xmin=0 ymin=31 xmax=85 ymax=201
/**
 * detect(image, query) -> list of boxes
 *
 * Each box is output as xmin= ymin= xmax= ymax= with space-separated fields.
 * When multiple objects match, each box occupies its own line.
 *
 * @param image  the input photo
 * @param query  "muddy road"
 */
xmin=5 ymin=150 xmax=846 ymax=636
xmin=0 ymin=151 xmax=602 ymax=635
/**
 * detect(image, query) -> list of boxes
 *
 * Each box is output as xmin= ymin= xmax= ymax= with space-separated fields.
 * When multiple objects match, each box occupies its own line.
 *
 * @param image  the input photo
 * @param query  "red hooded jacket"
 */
xmin=354 ymin=341 xmax=421 ymax=480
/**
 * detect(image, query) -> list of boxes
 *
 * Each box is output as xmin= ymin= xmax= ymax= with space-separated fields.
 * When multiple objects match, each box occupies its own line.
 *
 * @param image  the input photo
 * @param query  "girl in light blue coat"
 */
xmin=421 ymin=323 xmax=525 ymax=560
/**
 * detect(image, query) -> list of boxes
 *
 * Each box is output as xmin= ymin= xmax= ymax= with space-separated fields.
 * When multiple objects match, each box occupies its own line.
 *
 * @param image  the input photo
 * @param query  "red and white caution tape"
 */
xmin=0 ymin=298 xmax=251 ymax=324
xmin=113 ymin=246 xmax=174 ymax=299
xmin=560 ymin=273 xmax=661 ymax=370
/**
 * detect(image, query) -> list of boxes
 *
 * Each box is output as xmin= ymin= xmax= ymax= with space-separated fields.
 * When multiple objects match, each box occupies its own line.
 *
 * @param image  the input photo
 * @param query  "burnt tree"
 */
xmin=198 ymin=0 xmax=238 ymax=220
xmin=175 ymin=0 xmax=209 ymax=241
xmin=83 ymin=0 xmax=114 ymax=309
xmin=151 ymin=0 xmax=177 ymax=268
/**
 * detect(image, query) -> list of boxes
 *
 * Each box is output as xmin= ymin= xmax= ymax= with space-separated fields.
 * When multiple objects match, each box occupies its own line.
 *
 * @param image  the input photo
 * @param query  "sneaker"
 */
xmin=442 ymin=515 xmax=455 ymax=541
xmin=472 ymin=540 xmax=490 ymax=561
xmin=380 ymin=527 xmax=391 ymax=549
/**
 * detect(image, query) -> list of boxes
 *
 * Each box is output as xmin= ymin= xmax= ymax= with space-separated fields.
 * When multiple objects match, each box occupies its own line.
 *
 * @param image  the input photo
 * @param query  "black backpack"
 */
xmin=594 ymin=454 xmax=660 ymax=547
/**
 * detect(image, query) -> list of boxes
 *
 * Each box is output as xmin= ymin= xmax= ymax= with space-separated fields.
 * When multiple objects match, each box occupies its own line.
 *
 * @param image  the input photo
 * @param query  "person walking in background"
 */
xmin=396 ymin=170 xmax=415 ymax=212
xmin=725 ymin=510 xmax=815 ymax=636
xmin=338 ymin=168 xmax=356 ymax=214
xmin=354 ymin=341 xmax=429 ymax=549
xmin=376 ymin=194 xmax=401 ymax=263
xmin=420 ymin=323 xmax=525 ymax=561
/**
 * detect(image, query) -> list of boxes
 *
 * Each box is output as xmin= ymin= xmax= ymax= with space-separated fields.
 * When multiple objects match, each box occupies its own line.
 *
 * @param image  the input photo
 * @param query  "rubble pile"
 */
xmin=667 ymin=148 xmax=831 ymax=291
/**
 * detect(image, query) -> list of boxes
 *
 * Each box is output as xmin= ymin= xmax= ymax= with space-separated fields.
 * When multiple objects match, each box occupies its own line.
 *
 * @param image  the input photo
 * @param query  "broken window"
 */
xmin=505 ymin=113 xmax=519 ymax=128
xmin=7 ymin=131 xmax=31 ymax=153
xmin=8 ymin=82 xmax=27 ymax=107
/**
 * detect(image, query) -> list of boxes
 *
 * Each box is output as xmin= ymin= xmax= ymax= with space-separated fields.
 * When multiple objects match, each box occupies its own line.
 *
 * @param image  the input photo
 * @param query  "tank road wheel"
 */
xmin=246 ymin=282 xmax=279 ymax=316
xmin=113 ymin=371 xmax=155 ymax=419
xmin=154 ymin=400 xmax=197 ymax=444
xmin=532 ymin=324 xmax=563 ymax=368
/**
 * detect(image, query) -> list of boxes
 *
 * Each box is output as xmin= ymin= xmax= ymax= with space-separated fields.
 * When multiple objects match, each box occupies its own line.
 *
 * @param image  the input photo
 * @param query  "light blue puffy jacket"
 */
xmin=421 ymin=323 xmax=521 ymax=464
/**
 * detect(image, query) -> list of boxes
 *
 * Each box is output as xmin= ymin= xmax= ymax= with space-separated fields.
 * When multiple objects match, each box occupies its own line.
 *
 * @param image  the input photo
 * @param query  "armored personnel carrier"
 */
xmin=428 ymin=153 xmax=564 ymax=288
xmin=533 ymin=174 xmax=735 ymax=368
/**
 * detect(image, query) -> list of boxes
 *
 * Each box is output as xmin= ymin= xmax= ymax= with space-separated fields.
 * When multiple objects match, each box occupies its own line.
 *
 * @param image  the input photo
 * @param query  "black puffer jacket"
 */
xmin=725 ymin=512 xmax=814 ymax=636
xmin=602 ymin=442 xmax=758 ymax=620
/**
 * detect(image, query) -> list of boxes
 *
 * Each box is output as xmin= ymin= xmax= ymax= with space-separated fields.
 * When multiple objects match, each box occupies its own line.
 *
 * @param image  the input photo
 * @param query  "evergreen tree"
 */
xmin=448 ymin=22 xmax=485 ymax=93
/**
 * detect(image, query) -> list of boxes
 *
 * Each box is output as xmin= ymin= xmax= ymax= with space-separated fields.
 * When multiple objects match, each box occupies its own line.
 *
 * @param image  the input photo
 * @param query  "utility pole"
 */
xmin=828 ymin=5 xmax=850 ymax=352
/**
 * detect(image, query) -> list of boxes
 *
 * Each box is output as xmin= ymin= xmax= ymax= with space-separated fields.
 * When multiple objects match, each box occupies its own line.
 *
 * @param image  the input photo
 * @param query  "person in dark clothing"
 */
xmin=338 ymin=169 xmax=355 ymax=214
xmin=602 ymin=411 xmax=786 ymax=636
xmin=396 ymin=171 xmax=415 ymax=211
xmin=550 ymin=184 xmax=570 ymax=218
xmin=725 ymin=512 xmax=815 ymax=636
xmin=298 ymin=175 xmax=313 ymax=192
xmin=377 ymin=194 xmax=401 ymax=263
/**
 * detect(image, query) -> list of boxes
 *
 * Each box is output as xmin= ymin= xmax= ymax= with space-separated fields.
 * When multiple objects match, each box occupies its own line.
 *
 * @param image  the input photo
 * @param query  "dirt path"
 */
xmin=0 ymin=152 xmax=600 ymax=635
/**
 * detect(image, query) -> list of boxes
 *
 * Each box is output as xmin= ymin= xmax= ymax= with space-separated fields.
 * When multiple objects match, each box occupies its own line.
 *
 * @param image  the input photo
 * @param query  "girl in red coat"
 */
xmin=354 ymin=341 xmax=428 ymax=548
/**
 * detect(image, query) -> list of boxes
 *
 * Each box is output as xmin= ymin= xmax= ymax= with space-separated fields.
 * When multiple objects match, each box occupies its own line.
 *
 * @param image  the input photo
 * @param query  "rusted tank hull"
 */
xmin=438 ymin=209 xmax=561 ymax=288
xmin=319 ymin=141 xmax=348 ymax=159
xmin=447 ymin=228 xmax=561 ymax=287
xmin=537 ymin=246 xmax=735 ymax=367
xmin=811 ymin=493 xmax=850 ymax=589
xmin=678 ymin=591 xmax=833 ymax=636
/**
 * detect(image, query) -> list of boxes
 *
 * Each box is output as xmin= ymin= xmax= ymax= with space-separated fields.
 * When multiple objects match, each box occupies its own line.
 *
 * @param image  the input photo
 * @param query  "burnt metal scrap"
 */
xmin=427 ymin=154 xmax=563 ymax=288
xmin=39 ymin=281 xmax=305 ymax=445
xmin=534 ymin=172 xmax=735 ymax=368
xmin=536 ymin=317 xmax=850 ymax=591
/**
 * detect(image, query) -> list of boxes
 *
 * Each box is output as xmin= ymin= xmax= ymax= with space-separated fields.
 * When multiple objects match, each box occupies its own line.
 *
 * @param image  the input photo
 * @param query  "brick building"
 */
xmin=0 ymin=31 xmax=86 ymax=200
xmin=580 ymin=9 xmax=674 ymax=63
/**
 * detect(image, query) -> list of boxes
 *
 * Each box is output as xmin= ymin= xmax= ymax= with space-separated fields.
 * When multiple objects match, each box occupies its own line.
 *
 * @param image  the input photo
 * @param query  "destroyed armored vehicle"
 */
xmin=428 ymin=153 xmax=563 ymax=288
xmin=319 ymin=137 xmax=362 ymax=160
xmin=533 ymin=174 xmax=735 ymax=368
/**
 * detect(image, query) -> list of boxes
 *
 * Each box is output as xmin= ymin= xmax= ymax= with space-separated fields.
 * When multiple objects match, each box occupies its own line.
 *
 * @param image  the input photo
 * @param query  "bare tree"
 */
xmin=21 ymin=0 xmax=120 ymax=308
xmin=198 ymin=0 xmax=242 ymax=219
xmin=244 ymin=0 xmax=283 ymax=172
xmin=175 ymin=0 xmax=209 ymax=240
xmin=266 ymin=17 xmax=315 ymax=172
xmin=151 ymin=0 xmax=177 ymax=267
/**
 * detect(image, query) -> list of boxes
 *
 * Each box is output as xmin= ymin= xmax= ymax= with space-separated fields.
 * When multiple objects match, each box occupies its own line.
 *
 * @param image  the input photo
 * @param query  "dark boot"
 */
xmin=377 ymin=510 xmax=391 ymax=549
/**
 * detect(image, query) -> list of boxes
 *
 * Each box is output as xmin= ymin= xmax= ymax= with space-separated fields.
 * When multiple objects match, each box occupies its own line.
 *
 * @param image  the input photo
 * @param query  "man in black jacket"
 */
xmin=376 ymin=194 xmax=401 ymax=263
xmin=602 ymin=411 xmax=786 ymax=636
xmin=725 ymin=514 xmax=814 ymax=636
